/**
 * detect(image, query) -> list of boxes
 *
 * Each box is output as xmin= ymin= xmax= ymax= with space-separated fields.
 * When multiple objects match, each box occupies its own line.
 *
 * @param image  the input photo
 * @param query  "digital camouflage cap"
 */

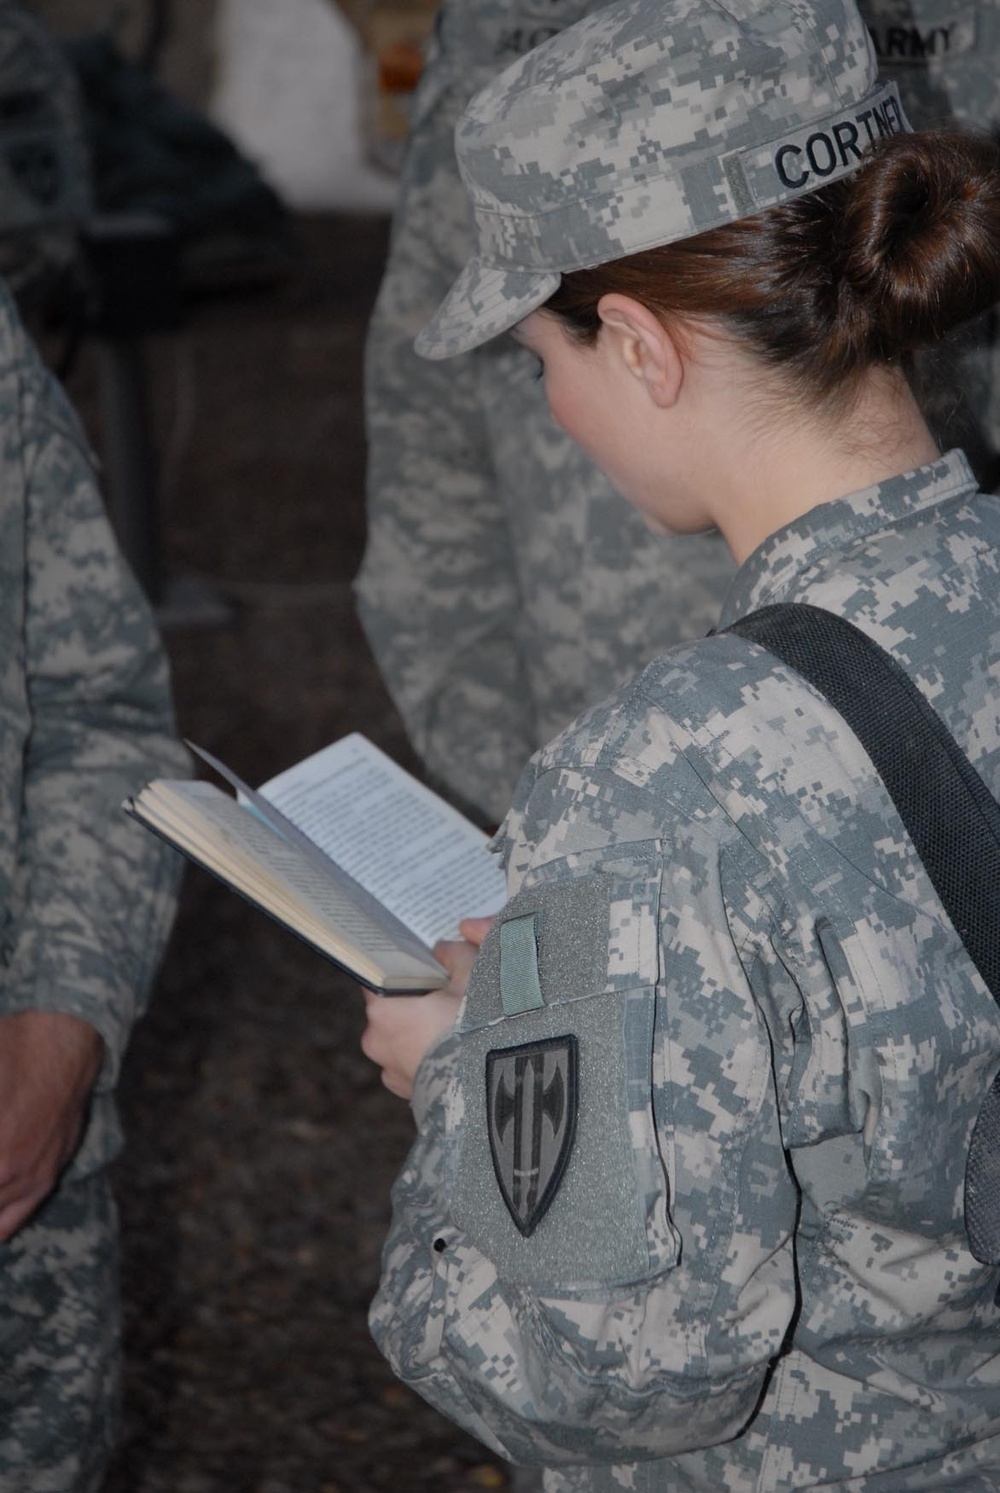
xmin=416 ymin=0 xmax=910 ymax=360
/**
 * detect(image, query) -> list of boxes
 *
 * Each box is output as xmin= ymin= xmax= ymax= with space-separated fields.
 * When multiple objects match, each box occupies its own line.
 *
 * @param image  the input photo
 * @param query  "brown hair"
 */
xmin=544 ymin=131 xmax=1000 ymax=406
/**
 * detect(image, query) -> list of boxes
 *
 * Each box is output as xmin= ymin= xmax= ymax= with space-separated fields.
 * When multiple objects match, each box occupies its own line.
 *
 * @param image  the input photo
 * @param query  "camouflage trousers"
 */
xmin=0 ymin=1169 xmax=120 ymax=1493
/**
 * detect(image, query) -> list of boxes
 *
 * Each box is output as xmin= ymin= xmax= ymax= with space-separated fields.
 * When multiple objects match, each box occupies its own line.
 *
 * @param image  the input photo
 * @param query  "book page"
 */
xmin=259 ymin=734 xmax=507 ymax=946
xmin=130 ymin=780 xmax=448 ymax=990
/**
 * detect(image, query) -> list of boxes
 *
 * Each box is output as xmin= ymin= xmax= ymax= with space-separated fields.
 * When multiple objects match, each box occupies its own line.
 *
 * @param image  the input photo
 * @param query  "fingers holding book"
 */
xmin=360 ymin=915 xmax=496 ymax=1099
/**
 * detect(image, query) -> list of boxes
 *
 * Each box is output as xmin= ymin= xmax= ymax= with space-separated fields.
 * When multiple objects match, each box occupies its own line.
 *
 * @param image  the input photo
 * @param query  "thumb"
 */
xmin=458 ymin=915 xmax=496 ymax=948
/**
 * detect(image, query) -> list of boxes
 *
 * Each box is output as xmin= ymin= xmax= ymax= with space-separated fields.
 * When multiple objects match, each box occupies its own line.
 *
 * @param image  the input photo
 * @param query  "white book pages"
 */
xmin=129 ymin=779 xmax=449 ymax=991
xmin=259 ymin=733 xmax=507 ymax=946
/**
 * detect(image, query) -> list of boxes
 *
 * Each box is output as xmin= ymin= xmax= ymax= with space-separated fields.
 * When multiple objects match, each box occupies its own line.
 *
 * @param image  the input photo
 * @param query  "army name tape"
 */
xmin=726 ymin=81 xmax=910 ymax=216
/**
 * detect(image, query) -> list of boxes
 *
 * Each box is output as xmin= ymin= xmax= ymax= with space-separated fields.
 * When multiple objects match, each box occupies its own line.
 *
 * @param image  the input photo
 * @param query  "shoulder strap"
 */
xmin=727 ymin=601 xmax=1000 ymax=1000
xmin=726 ymin=601 xmax=1000 ymax=1263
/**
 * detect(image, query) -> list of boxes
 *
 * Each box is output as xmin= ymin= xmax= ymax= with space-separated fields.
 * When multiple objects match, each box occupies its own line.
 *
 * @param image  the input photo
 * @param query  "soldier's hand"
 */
xmin=0 ymin=1011 xmax=103 ymax=1240
xmin=360 ymin=915 xmax=495 ymax=1100
xmin=361 ymin=987 xmax=463 ymax=1100
xmin=432 ymin=915 xmax=495 ymax=998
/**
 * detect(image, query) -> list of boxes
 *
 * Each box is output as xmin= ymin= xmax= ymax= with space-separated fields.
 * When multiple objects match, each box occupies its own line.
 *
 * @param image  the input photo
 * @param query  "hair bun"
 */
xmin=836 ymin=132 xmax=1000 ymax=360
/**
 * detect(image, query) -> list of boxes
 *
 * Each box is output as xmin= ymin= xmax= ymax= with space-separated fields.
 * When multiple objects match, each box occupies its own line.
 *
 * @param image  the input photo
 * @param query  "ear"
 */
xmin=596 ymin=294 xmax=684 ymax=409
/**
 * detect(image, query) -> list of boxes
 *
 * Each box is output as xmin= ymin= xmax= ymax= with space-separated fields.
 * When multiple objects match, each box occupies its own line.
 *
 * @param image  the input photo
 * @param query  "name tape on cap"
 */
xmin=727 ymin=81 xmax=911 ymax=212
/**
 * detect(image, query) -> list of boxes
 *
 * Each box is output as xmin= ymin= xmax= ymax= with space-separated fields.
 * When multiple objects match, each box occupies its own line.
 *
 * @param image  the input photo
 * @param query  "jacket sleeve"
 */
xmin=355 ymin=67 xmax=537 ymax=824
xmin=0 ymin=287 xmax=189 ymax=1092
xmin=370 ymin=758 xmax=799 ymax=1466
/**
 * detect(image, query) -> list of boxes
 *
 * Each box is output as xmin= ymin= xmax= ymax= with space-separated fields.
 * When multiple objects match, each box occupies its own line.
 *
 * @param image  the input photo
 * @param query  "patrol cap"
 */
xmin=416 ymin=0 xmax=910 ymax=360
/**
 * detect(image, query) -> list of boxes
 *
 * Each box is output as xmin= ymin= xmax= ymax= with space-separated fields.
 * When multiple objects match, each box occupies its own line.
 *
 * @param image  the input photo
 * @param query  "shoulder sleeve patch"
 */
xmin=486 ymin=1033 xmax=578 ymax=1236
xmin=449 ymin=846 xmax=672 ymax=1286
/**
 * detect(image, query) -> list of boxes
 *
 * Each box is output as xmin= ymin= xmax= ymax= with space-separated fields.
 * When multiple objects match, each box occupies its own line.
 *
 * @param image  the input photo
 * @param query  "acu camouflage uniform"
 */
xmin=373 ymin=448 xmax=1000 ymax=1491
xmin=355 ymin=0 xmax=735 ymax=826
xmin=371 ymin=0 xmax=1000 ymax=1480
xmin=0 ymin=280 xmax=187 ymax=1492
xmin=355 ymin=0 xmax=1000 ymax=825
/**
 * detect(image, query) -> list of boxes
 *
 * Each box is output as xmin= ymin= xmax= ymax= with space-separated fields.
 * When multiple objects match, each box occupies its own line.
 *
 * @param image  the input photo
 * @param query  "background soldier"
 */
xmin=0 ymin=270 xmax=188 ymax=1491
xmin=356 ymin=0 xmax=736 ymax=827
xmin=0 ymin=12 xmax=187 ymax=1488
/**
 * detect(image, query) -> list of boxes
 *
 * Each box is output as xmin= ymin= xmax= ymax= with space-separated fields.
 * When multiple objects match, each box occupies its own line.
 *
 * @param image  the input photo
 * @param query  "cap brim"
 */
xmin=415 ymin=258 xmax=561 ymax=360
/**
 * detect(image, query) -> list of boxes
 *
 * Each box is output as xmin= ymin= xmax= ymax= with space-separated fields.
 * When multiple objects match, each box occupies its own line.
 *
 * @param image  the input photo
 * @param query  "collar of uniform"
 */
xmin=717 ymin=448 xmax=980 ymax=627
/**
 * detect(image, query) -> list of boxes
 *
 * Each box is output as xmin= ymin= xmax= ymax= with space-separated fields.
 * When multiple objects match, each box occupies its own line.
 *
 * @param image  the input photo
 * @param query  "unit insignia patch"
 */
xmin=486 ymin=1034 xmax=578 ymax=1237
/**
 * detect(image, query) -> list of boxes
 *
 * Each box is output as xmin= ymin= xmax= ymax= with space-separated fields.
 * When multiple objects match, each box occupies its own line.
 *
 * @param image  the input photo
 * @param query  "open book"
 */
xmin=124 ymin=733 xmax=507 ymax=992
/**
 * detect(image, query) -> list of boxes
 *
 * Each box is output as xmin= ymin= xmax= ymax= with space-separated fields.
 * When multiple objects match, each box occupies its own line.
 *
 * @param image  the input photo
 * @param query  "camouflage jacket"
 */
xmin=357 ymin=0 xmax=1000 ymax=826
xmin=372 ymin=449 xmax=1000 ymax=1490
xmin=0 ymin=281 xmax=188 ymax=1176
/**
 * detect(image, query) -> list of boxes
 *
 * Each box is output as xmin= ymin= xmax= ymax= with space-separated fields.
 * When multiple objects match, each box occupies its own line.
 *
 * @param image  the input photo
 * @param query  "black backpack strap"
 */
xmin=725 ymin=601 xmax=1000 ymax=1263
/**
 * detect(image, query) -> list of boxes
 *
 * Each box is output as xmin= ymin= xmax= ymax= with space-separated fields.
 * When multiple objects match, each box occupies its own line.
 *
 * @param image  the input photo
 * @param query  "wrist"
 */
xmin=0 ymin=1010 xmax=103 ymax=1096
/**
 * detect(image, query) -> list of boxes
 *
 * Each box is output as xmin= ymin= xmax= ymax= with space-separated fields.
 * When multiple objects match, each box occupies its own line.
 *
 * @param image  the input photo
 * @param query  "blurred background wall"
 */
xmin=33 ymin=0 xmax=218 ymax=102
xmin=30 ymin=0 xmax=430 ymax=208
xmin=211 ymin=0 xmax=397 ymax=209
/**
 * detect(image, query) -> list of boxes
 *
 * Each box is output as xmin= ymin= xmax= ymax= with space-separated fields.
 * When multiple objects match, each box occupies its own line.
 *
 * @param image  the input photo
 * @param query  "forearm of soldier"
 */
xmin=3 ymin=746 xmax=186 ymax=1087
xmin=18 ymin=407 xmax=190 ymax=1081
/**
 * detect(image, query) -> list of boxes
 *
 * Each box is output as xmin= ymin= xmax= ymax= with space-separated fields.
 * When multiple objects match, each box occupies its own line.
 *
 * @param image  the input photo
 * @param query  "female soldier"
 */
xmin=361 ymin=0 xmax=1000 ymax=1485
xmin=359 ymin=0 xmax=1000 ymax=831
